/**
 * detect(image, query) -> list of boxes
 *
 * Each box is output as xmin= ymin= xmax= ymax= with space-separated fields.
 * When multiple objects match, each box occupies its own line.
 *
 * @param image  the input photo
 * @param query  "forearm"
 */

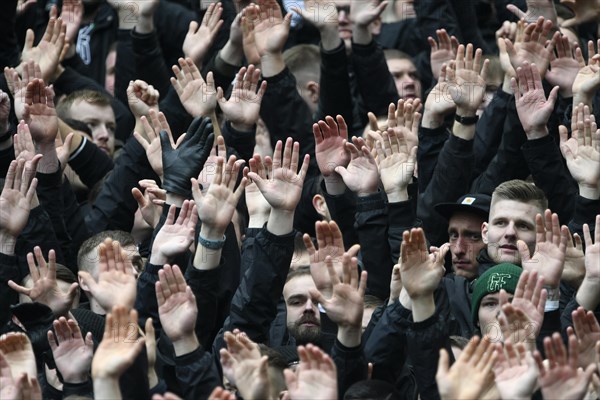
xmin=92 ymin=377 xmax=122 ymax=399
xmin=192 ymin=224 xmax=225 ymax=270
xmin=267 ymin=209 xmax=294 ymax=236
xmin=411 ymin=295 xmax=436 ymax=323
xmin=172 ymin=333 xmax=200 ymax=357
xmin=576 ymin=279 xmax=600 ymax=311
xmin=337 ymin=325 xmax=362 ymax=348
xmin=219 ymin=41 xmax=243 ymax=68
xmin=353 ymin=25 xmax=372 ymax=46
xmin=36 ymin=142 xmax=60 ymax=174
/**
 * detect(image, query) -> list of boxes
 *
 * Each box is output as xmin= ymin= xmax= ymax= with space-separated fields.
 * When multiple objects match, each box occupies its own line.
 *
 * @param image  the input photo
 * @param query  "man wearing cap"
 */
xmin=435 ymin=194 xmax=491 ymax=281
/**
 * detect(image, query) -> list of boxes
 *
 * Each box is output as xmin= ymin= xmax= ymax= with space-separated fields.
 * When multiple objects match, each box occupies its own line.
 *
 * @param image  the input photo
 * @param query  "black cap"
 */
xmin=434 ymin=194 xmax=491 ymax=221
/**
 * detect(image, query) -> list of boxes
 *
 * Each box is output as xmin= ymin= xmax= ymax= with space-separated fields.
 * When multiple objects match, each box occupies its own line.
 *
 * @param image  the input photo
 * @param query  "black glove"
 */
xmin=161 ymin=116 xmax=214 ymax=198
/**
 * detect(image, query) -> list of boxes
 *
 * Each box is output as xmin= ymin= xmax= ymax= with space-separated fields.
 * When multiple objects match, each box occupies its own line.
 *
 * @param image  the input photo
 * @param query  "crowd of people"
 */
xmin=0 ymin=0 xmax=599 ymax=398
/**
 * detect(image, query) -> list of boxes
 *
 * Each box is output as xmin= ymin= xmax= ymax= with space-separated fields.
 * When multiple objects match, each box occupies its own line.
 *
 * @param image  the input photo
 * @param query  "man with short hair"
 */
xmin=435 ymin=194 xmax=490 ymax=280
xmin=282 ymin=266 xmax=322 ymax=345
xmin=56 ymin=89 xmax=117 ymax=157
xmin=384 ymin=49 xmax=422 ymax=100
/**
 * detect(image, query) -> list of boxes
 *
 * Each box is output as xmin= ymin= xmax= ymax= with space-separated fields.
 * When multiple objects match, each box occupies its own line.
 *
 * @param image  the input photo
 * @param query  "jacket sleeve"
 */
xmin=85 ymin=136 xmax=160 ymax=234
xmin=351 ymin=40 xmax=399 ymax=118
xmin=174 ymin=346 xmax=221 ymax=400
xmin=470 ymin=97 xmax=530 ymax=195
xmin=221 ymin=121 xmax=256 ymax=163
xmin=213 ymin=227 xmax=295 ymax=351
xmin=330 ymin=339 xmax=368 ymax=399
xmin=185 ymin=264 xmax=221 ymax=349
xmin=259 ymin=67 xmax=315 ymax=163
xmin=355 ymin=191 xmax=394 ymax=300
xmin=131 ymin=28 xmax=172 ymax=97
xmin=315 ymin=40 xmax=354 ymax=129
xmin=417 ymin=125 xmax=449 ymax=193
xmin=387 ymin=195 xmax=420 ymax=267
xmin=67 ymin=136 xmax=114 ymax=190
xmin=363 ymin=300 xmax=410 ymax=384
xmin=321 ymin=181 xmax=359 ymax=249
xmin=405 ymin=307 xmax=454 ymax=400
xmin=472 ymin=88 xmax=511 ymax=179
xmin=0 ymin=253 xmax=21 ymax=327
xmin=521 ymin=135 xmax=578 ymax=224
xmin=417 ymin=134 xmax=475 ymax=247
xmin=567 ymin=196 xmax=600 ymax=237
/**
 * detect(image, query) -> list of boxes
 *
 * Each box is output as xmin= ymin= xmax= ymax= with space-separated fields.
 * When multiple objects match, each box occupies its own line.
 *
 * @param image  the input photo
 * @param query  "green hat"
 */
xmin=471 ymin=263 xmax=522 ymax=324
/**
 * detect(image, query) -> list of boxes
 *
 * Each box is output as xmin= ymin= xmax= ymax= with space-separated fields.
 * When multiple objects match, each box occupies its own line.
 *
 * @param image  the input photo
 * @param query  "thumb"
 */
xmin=216 ymin=87 xmax=225 ymax=103
xmin=159 ymin=130 xmax=172 ymax=151
xmin=517 ymin=240 xmax=531 ymax=262
xmin=7 ymin=280 xmax=31 ymax=296
xmin=308 ymin=288 xmax=326 ymax=308
xmin=558 ymin=125 xmax=569 ymax=147
xmin=62 ymin=132 xmax=74 ymax=151
xmin=546 ymin=86 xmax=559 ymax=109
xmin=66 ymin=282 xmax=79 ymax=303
xmin=334 ymin=165 xmax=349 ymax=181
xmin=506 ymin=4 xmax=526 ymax=20
xmin=283 ymin=368 xmax=298 ymax=391
xmin=560 ymin=17 xmax=580 ymax=29
xmin=132 ymin=187 xmax=147 ymax=208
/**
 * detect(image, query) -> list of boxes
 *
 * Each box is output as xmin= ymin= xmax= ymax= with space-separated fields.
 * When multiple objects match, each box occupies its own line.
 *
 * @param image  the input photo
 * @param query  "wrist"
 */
xmin=320 ymin=27 xmax=341 ymax=51
xmin=200 ymin=224 xmax=226 ymax=241
xmin=573 ymin=93 xmax=593 ymax=108
xmin=165 ymin=193 xmax=186 ymax=208
xmin=230 ymin=121 xmax=254 ymax=132
xmin=248 ymin=212 xmax=270 ymax=228
xmin=172 ymin=334 xmax=199 ymax=357
xmin=357 ymin=186 xmax=378 ymax=197
xmin=267 ymin=208 xmax=294 ymax=236
xmin=386 ymin=187 xmax=409 ymax=203
xmin=0 ymin=232 xmax=17 ymax=255
xmin=559 ymin=87 xmax=573 ymax=99
xmin=502 ymin=75 xmax=514 ymax=94
xmin=220 ymin=42 xmax=243 ymax=67
xmin=525 ymin=127 xmax=549 ymax=140
xmin=411 ymin=294 xmax=435 ymax=323
xmin=260 ymin=52 xmax=285 ymax=78
xmin=455 ymin=107 xmax=478 ymax=118
xmin=352 ymin=26 xmax=372 ymax=46
xmin=149 ymin=251 xmax=169 ymax=266
xmin=63 ymin=371 xmax=90 ymax=384
xmin=421 ymin=110 xmax=445 ymax=129
xmin=578 ymin=183 xmax=600 ymax=200
xmin=323 ymin=174 xmax=346 ymax=195
xmin=336 ymin=325 xmax=361 ymax=348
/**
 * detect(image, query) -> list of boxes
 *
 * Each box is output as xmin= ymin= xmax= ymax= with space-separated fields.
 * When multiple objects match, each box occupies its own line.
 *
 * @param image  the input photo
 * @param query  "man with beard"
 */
xmin=282 ymin=267 xmax=323 ymax=345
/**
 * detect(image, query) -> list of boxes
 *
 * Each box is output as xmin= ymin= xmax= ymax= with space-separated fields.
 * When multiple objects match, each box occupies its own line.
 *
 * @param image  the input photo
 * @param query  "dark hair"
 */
xmin=449 ymin=335 xmax=470 ymax=350
xmin=285 ymin=265 xmax=311 ymax=284
xmin=344 ymin=380 xmax=394 ymax=400
xmin=364 ymin=294 xmax=384 ymax=309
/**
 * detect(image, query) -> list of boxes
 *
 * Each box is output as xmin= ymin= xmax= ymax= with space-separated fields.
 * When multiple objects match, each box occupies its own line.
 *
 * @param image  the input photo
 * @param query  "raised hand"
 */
xmin=446 ymin=44 xmax=490 ymax=116
xmin=291 ymin=0 xmax=340 ymax=50
xmin=8 ymin=247 xmax=78 ymax=316
xmin=171 ymin=58 xmax=217 ymax=118
xmin=535 ymin=332 xmax=597 ymax=400
xmin=309 ymin=252 xmax=367 ymax=347
xmin=562 ymin=230 xmax=585 ymax=288
xmin=545 ymin=34 xmax=580 ymax=98
xmin=577 ymin=215 xmax=600 ymax=310
xmin=0 ymin=332 xmax=37 ymax=379
xmin=61 ymin=0 xmax=83 ymax=46
xmin=4 ymin=61 xmax=42 ymax=121
xmin=504 ymin=17 xmax=555 ymax=79
xmin=23 ymin=78 xmax=58 ymax=145
xmin=313 ymin=115 xmax=350 ymax=180
xmin=156 ymin=264 xmax=199 ymax=355
xmin=150 ymin=201 xmax=198 ymax=265
xmin=493 ymin=340 xmax=539 ymax=400
xmin=506 ymin=0 xmax=558 ymax=24
xmin=423 ymin=65 xmax=456 ymax=128
xmin=436 ymin=336 xmax=497 ymax=400
xmin=134 ymin=110 xmax=178 ymax=180
xmin=92 ymin=306 xmax=145 ymax=379
xmin=386 ymin=99 xmax=420 ymax=150
xmin=20 ymin=17 xmax=67 ymax=82
xmin=217 ymin=64 xmax=267 ymax=131
xmin=400 ymin=228 xmax=449 ymax=321
xmin=569 ymin=307 xmax=600 ymax=369
xmin=518 ymin=210 xmax=568 ymax=288
xmin=334 ymin=136 xmax=379 ymax=197
xmin=559 ymin=103 xmax=600 ymax=199
xmin=78 ymin=239 xmax=137 ymax=312
xmin=428 ymin=29 xmax=458 ymax=80
xmin=48 ymin=317 xmax=94 ymax=384
xmin=208 ymin=387 xmax=237 ymax=400
xmin=284 ymin=344 xmax=338 ymax=400
xmin=560 ymin=0 xmax=600 ymax=27
xmin=192 ymin=155 xmax=246 ymax=238
xmin=572 ymin=40 xmax=600 ymax=107
xmin=0 ymin=350 xmax=22 ymax=399
xmin=512 ymin=61 xmax=559 ymax=139
xmin=132 ymin=179 xmax=166 ymax=229
xmin=252 ymin=0 xmax=292 ymax=57
xmin=498 ymin=270 xmax=546 ymax=351
xmin=351 ymin=0 xmax=388 ymax=45
xmin=375 ymin=128 xmax=417 ymax=202
xmin=245 ymin=155 xmax=271 ymax=227
xmin=247 ymin=137 xmax=309 ymax=212
xmin=127 ymin=80 xmax=160 ymax=120
xmin=241 ymin=5 xmax=261 ymax=66
xmin=182 ymin=2 xmax=224 ymax=67
xmin=303 ymin=220 xmax=360 ymax=298
xmin=497 ymin=20 xmax=524 ymax=79
xmin=161 ymin=116 xmax=214 ymax=197
xmin=0 ymin=158 xmax=39 ymax=242
xmin=219 ymin=331 xmax=271 ymax=400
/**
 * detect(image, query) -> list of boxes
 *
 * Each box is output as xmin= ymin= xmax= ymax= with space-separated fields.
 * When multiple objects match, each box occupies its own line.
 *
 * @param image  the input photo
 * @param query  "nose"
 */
xmin=504 ymin=221 xmax=517 ymax=237
xmin=304 ymin=298 xmax=316 ymax=312
xmin=454 ymin=237 xmax=467 ymax=255
xmin=94 ymin=125 xmax=109 ymax=143
xmin=338 ymin=10 xmax=349 ymax=24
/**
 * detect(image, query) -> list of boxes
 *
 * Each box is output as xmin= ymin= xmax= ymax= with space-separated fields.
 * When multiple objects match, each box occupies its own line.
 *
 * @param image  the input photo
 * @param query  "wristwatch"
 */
xmin=455 ymin=114 xmax=479 ymax=125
